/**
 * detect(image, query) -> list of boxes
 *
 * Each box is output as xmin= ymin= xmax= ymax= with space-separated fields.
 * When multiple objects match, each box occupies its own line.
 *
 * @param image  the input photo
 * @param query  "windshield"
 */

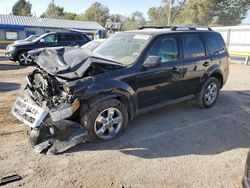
xmin=93 ymin=33 xmax=151 ymax=65
xmin=29 ymin=35 xmax=39 ymax=41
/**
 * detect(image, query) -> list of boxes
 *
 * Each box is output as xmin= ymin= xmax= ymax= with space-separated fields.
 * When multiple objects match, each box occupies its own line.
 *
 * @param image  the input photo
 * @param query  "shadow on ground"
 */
xmin=66 ymin=90 xmax=250 ymax=158
xmin=0 ymin=62 xmax=27 ymax=71
xmin=0 ymin=82 xmax=21 ymax=92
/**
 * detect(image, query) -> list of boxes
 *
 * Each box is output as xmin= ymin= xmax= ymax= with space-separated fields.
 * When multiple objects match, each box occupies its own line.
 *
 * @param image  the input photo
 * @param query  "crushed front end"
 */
xmin=11 ymin=47 xmax=123 ymax=154
xmin=11 ymin=68 xmax=88 ymax=155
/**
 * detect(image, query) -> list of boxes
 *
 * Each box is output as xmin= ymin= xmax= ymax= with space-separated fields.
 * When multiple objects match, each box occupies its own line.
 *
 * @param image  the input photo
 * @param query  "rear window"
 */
xmin=182 ymin=35 xmax=206 ymax=59
xmin=203 ymin=33 xmax=226 ymax=55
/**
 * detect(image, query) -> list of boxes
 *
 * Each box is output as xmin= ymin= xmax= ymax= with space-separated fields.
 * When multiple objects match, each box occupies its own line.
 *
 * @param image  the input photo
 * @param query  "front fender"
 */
xmin=74 ymin=79 xmax=137 ymax=119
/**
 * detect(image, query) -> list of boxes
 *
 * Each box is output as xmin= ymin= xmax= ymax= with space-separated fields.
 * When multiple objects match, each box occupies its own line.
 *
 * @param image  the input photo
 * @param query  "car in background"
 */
xmin=81 ymin=39 xmax=106 ymax=51
xmin=14 ymin=35 xmax=40 ymax=44
xmin=243 ymin=150 xmax=250 ymax=188
xmin=6 ymin=32 xmax=90 ymax=65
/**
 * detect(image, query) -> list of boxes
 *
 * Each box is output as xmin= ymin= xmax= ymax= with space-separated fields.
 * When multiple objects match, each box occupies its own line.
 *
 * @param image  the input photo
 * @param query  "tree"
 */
xmin=79 ymin=2 xmax=109 ymax=26
xmin=214 ymin=0 xmax=250 ymax=26
xmin=63 ymin=12 xmax=77 ymax=20
xmin=123 ymin=11 xmax=146 ymax=30
xmin=12 ymin=0 xmax=32 ymax=16
xmin=41 ymin=3 xmax=64 ymax=19
xmin=148 ymin=6 xmax=169 ymax=26
xmin=175 ymin=0 xmax=216 ymax=25
xmin=109 ymin=14 xmax=125 ymax=22
xmin=148 ymin=0 xmax=187 ymax=26
xmin=175 ymin=0 xmax=250 ymax=26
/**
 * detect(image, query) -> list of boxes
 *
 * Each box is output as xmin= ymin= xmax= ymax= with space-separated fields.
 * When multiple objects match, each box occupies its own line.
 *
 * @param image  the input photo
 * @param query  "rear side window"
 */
xmin=203 ymin=33 xmax=226 ymax=55
xmin=58 ymin=34 xmax=69 ymax=42
xmin=58 ymin=34 xmax=83 ymax=42
xmin=182 ymin=35 xmax=205 ymax=59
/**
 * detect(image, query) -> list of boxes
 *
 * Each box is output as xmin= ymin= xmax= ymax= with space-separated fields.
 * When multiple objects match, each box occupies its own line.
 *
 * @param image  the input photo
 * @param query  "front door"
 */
xmin=136 ymin=34 xmax=185 ymax=109
xmin=37 ymin=33 xmax=58 ymax=48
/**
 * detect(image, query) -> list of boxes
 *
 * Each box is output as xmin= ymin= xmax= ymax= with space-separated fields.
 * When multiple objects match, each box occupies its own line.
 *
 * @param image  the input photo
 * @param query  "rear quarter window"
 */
xmin=72 ymin=34 xmax=90 ymax=42
xmin=203 ymin=33 xmax=226 ymax=55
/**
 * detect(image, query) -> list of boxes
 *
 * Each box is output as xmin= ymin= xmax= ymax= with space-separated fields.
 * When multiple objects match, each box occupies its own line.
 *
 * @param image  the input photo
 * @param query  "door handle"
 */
xmin=203 ymin=62 xmax=210 ymax=67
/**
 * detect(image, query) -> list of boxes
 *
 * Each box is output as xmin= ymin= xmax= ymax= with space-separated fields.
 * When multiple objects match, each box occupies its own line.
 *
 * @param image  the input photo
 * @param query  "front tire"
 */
xmin=18 ymin=51 xmax=33 ymax=66
xmin=81 ymin=99 xmax=128 ymax=142
xmin=197 ymin=77 xmax=221 ymax=108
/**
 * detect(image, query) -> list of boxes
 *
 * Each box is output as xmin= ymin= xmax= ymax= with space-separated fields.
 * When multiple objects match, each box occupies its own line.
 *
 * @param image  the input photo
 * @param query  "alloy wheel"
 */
xmin=19 ymin=53 xmax=32 ymax=65
xmin=204 ymin=83 xmax=218 ymax=105
xmin=94 ymin=108 xmax=123 ymax=140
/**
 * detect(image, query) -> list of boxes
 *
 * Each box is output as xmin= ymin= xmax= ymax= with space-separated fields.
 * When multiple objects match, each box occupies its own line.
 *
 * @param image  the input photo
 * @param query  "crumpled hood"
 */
xmin=34 ymin=47 xmax=123 ymax=79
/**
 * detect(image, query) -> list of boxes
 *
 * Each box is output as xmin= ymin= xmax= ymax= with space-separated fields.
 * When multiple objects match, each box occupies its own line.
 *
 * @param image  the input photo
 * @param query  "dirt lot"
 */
xmin=0 ymin=60 xmax=250 ymax=188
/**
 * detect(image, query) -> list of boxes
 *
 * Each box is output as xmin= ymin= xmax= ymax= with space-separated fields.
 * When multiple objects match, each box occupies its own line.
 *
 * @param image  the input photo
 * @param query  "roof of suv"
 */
xmin=126 ymin=26 xmax=215 ymax=36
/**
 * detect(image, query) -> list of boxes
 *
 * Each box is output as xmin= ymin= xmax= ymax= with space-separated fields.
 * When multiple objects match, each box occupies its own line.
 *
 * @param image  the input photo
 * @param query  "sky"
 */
xmin=0 ymin=0 xmax=250 ymax=23
xmin=0 ymin=0 xmax=163 ymax=18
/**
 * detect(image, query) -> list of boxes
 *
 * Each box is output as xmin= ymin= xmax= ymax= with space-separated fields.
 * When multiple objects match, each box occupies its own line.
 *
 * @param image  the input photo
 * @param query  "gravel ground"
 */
xmin=0 ymin=60 xmax=250 ymax=188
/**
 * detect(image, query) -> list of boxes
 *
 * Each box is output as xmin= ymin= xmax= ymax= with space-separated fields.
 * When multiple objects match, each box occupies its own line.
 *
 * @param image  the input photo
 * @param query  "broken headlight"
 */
xmin=49 ymin=99 xmax=80 ymax=122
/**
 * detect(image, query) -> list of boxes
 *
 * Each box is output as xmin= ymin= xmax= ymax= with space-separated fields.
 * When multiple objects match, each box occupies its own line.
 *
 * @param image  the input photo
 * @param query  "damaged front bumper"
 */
xmin=11 ymin=95 xmax=88 ymax=155
xmin=11 ymin=96 xmax=80 ymax=127
xmin=11 ymin=97 xmax=48 ymax=128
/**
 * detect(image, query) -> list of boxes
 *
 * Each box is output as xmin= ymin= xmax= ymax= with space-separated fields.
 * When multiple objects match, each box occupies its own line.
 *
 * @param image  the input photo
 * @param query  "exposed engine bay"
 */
xmin=12 ymin=47 xmax=124 ymax=155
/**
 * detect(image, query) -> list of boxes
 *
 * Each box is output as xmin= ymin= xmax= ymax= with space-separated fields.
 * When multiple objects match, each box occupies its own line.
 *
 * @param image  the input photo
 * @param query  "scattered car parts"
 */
xmin=0 ymin=175 xmax=22 ymax=186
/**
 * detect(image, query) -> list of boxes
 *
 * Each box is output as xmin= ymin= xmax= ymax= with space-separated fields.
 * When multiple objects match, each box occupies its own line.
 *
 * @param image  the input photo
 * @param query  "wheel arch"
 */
xmin=77 ymin=80 xmax=137 ymax=120
xmin=209 ymin=72 xmax=223 ymax=88
xmin=201 ymin=65 xmax=224 ymax=89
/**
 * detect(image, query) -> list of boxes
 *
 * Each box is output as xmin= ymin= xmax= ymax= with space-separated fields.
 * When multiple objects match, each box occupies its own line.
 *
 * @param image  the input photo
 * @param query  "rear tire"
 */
xmin=18 ymin=51 xmax=33 ymax=66
xmin=197 ymin=77 xmax=221 ymax=108
xmin=81 ymin=99 xmax=128 ymax=142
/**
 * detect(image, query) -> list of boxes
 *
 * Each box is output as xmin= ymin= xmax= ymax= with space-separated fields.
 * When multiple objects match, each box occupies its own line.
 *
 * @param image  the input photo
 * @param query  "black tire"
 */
xmin=197 ymin=77 xmax=221 ymax=108
xmin=18 ymin=51 xmax=33 ymax=66
xmin=80 ymin=99 xmax=128 ymax=142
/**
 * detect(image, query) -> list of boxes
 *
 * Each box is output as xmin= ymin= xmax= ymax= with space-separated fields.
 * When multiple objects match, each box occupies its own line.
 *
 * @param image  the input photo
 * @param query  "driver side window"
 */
xmin=146 ymin=36 xmax=179 ymax=63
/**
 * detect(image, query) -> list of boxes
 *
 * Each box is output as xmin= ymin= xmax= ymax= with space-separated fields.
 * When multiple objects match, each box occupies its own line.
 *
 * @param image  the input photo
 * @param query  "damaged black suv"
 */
xmin=12 ymin=26 xmax=229 ymax=154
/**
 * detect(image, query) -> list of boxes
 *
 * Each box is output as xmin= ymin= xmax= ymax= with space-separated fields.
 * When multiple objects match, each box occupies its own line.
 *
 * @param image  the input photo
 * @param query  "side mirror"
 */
xmin=40 ymin=39 xmax=45 ymax=43
xmin=143 ymin=56 xmax=161 ymax=68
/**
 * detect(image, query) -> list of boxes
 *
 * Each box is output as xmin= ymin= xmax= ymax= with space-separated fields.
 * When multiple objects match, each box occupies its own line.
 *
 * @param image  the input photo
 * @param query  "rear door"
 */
xmin=58 ymin=34 xmax=72 ymax=46
xmin=58 ymin=34 xmax=89 ymax=47
xmin=180 ymin=33 xmax=209 ymax=95
xmin=136 ymin=34 xmax=185 ymax=109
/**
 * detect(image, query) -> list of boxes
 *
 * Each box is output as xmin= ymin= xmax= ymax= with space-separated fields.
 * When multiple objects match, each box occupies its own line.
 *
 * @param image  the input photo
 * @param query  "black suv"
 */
xmin=6 ymin=31 xmax=90 ymax=65
xmin=11 ymin=26 xmax=229 ymax=154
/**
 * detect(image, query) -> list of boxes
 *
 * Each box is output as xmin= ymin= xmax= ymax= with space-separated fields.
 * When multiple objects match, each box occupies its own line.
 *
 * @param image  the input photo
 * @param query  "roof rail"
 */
xmin=139 ymin=26 xmax=172 ymax=30
xmin=171 ymin=26 xmax=212 ymax=31
xmin=139 ymin=25 xmax=212 ymax=31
